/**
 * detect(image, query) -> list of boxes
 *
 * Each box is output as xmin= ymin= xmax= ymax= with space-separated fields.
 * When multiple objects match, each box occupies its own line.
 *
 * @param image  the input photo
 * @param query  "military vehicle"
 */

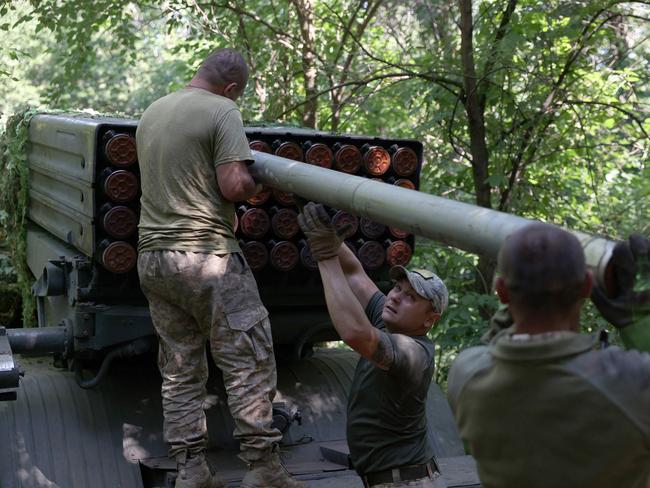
xmin=0 ymin=113 xmax=615 ymax=488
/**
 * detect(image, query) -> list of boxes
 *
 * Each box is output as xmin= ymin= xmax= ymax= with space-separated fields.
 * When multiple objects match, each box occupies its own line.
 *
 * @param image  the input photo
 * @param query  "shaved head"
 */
xmin=498 ymin=223 xmax=588 ymax=313
xmin=197 ymin=48 xmax=249 ymax=88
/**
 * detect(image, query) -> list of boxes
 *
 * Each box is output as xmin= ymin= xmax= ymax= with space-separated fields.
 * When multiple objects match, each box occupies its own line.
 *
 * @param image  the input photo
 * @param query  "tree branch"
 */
xmin=565 ymin=99 xmax=650 ymax=139
xmin=496 ymin=3 xmax=648 ymax=210
xmin=322 ymin=1 xmax=463 ymax=89
xmin=275 ymin=71 xmax=415 ymax=119
xmin=568 ymin=103 xmax=603 ymax=216
xmin=479 ymin=0 xmax=518 ymax=111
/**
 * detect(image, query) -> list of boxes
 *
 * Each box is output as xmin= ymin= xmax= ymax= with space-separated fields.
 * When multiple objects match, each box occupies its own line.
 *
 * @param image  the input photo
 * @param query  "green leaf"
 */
xmin=486 ymin=173 xmax=508 ymax=187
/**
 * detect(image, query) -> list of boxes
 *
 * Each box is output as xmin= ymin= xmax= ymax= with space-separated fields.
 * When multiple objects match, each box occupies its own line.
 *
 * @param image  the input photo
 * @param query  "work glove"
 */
xmin=297 ymin=202 xmax=343 ymax=261
xmin=481 ymin=304 xmax=514 ymax=344
xmin=591 ymin=234 xmax=650 ymax=329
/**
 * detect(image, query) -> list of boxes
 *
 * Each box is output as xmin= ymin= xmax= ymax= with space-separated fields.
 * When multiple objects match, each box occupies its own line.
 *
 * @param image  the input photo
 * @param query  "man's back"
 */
xmin=448 ymin=331 xmax=650 ymax=488
xmin=136 ymin=87 xmax=251 ymax=253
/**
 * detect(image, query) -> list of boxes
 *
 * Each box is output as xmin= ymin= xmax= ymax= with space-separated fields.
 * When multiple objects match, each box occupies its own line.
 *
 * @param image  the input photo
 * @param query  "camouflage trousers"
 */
xmin=137 ymin=250 xmax=282 ymax=463
xmin=364 ymin=465 xmax=447 ymax=488
xmin=369 ymin=474 xmax=447 ymax=488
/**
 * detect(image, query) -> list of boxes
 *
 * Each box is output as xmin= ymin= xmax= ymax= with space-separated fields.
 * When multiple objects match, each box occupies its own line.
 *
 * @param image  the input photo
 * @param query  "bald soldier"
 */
xmin=447 ymin=223 xmax=650 ymax=488
xmin=137 ymin=48 xmax=304 ymax=488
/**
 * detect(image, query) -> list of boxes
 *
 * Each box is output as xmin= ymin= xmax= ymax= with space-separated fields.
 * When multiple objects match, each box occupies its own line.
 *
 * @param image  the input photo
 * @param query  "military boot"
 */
xmin=175 ymin=452 xmax=225 ymax=488
xmin=240 ymin=448 xmax=306 ymax=488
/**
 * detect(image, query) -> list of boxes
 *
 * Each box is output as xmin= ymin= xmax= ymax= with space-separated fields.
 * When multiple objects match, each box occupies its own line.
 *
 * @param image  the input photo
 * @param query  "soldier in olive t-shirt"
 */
xmin=137 ymin=86 xmax=250 ymax=254
xmin=136 ymin=49 xmax=305 ymax=488
xmin=347 ymin=291 xmax=436 ymax=474
xmin=298 ymin=202 xmax=448 ymax=488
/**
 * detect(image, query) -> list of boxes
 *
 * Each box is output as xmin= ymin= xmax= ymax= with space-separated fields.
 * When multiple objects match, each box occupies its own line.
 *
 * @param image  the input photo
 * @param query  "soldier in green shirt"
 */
xmin=447 ymin=223 xmax=650 ymax=488
xmin=136 ymin=48 xmax=305 ymax=488
xmin=298 ymin=203 xmax=448 ymax=488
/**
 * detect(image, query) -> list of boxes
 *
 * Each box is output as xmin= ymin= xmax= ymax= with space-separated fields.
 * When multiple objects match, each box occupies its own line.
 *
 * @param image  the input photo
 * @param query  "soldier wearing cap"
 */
xmin=298 ymin=202 xmax=448 ymax=488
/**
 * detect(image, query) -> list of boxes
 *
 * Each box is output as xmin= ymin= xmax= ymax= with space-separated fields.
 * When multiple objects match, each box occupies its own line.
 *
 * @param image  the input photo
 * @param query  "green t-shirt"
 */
xmin=136 ymin=87 xmax=253 ymax=253
xmin=447 ymin=329 xmax=650 ymax=488
xmin=346 ymin=292 xmax=436 ymax=475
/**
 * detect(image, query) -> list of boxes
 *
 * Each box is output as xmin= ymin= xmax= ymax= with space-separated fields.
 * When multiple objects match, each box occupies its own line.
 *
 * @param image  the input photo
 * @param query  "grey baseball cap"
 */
xmin=389 ymin=266 xmax=449 ymax=314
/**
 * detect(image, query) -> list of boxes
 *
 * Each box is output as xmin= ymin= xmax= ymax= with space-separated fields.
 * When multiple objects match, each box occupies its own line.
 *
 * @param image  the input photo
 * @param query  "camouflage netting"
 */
xmin=0 ymin=107 xmax=138 ymax=325
xmin=0 ymin=107 xmax=40 ymax=325
xmin=0 ymin=251 xmax=21 ymax=326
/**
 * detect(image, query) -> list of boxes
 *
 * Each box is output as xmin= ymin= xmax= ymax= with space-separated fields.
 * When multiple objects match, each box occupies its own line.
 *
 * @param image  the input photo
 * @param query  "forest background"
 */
xmin=0 ymin=0 xmax=648 ymax=384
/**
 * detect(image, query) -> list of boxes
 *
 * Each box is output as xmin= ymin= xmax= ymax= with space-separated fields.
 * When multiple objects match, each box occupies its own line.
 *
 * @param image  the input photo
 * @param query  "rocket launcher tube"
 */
xmin=249 ymin=150 xmax=616 ymax=289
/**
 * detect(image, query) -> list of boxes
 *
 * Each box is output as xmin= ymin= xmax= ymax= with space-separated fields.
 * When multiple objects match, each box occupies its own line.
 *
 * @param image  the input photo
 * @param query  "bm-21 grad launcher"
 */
xmin=0 ymin=113 xmax=620 ymax=487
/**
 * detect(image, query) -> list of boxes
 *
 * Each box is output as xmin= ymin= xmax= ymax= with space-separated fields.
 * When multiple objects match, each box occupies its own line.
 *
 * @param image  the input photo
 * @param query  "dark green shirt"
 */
xmin=347 ymin=292 xmax=435 ymax=474
xmin=448 ymin=329 xmax=650 ymax=488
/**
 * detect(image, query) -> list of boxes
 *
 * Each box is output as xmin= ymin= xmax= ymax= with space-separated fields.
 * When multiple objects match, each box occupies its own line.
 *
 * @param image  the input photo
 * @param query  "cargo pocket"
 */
xmin=224 ymin=305 xmax=268 ymax=332
xmin=224 ymin=307 xmax=272 ymax=362
xmin=249 ymin=317 xmax=274 ymax=362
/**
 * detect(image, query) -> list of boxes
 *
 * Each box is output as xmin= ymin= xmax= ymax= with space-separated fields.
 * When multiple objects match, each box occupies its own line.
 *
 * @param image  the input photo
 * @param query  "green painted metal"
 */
xmin=249 ymin=151 xmax=616 ymax=288
xmin=25 ymin=223 xmax=79 ymax=280
xmin=26 ymin=114 xmax=138 ymax=256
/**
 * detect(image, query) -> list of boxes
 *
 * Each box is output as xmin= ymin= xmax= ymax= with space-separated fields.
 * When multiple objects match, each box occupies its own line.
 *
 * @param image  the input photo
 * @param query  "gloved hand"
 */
xmin=297 ymin=202 xmax=343 ymax=261
xmin=481 ymin=304 xmax=514 ymax=344
xmin=591 ymin=234 xmax=650 ymax=328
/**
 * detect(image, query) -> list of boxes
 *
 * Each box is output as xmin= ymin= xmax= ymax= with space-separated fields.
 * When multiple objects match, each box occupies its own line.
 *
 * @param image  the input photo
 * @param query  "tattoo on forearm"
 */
xmin=371 ymin=333 xmax=394 ymax=370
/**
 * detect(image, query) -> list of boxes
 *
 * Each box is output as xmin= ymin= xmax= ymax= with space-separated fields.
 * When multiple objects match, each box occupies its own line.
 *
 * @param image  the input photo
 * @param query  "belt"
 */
xmin=362 ymin=461 xmax=436 ymax=487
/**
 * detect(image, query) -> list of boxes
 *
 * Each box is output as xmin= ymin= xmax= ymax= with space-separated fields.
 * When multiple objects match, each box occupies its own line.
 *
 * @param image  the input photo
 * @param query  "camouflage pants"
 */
xmin=369 ymin=474 xmax=447 ymax=488
xmin=364 ymin=465 xmax=447 ymax=488
xmin=137 ymin=250 xmax=282 ymax=463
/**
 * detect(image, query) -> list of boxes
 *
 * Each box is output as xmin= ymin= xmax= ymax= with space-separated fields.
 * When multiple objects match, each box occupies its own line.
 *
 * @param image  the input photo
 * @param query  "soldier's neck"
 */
xmin=186 ymin=77 xmax=221 ymax=96
xmin=511 ymin=305 xmax=582 ymax=335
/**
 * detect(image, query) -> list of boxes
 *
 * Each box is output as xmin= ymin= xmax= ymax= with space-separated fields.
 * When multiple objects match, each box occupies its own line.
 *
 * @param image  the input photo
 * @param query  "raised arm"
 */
xmin=213 ymin=108 xmax=262 ymax=202
xmin=337 ymin=239 xmax=379 ymax=309
xmin=298 ymin=203 xmax=387 ymax=362
xmin=317 ymin=255 xmax=383 ymax=360
xmin=298 ymin=202 xmax=379 ymax=308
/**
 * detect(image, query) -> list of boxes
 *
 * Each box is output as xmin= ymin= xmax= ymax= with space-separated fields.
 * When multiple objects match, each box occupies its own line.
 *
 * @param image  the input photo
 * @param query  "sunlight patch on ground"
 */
xmin=122 ymin=423 xmax=151 ymax=463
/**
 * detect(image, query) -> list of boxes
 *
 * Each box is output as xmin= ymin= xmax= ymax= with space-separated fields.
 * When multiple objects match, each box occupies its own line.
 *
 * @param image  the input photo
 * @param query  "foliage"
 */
xmin=0 ymin=0 xmax=647 ymax=382
xmin=0 ymin=247 xmax=20 ymax=325
xmin=409 ymin=239 xmax=496 ymax=384
xmin=0 ymin=107 xmax=40 ymax=324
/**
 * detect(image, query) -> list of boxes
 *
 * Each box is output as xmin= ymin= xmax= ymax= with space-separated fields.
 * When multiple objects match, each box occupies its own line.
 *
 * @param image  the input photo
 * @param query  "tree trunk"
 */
xmin=458 ymin=0 xmax=495 ymax=294
xmin=458 ymin=0 xmax=491 ymax=210
xmin=293 ymin=0 xmax=318 ymax=128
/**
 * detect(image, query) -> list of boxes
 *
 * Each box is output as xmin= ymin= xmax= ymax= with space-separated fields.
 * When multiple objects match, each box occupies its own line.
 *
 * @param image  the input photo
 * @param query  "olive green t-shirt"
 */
xmin=347 ymin=292 xmax=436 ymax=475
xmin=136 ymin=87 xmax=253 ymax=253
xmin=447 ymin=330 xmax=650 ymax=488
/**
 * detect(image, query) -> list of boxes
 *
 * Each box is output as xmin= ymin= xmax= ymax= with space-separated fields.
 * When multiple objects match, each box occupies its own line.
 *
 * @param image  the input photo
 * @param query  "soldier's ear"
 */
xmin=495 ymin=277 xmax=510 ymax=304
xmin=424 ymin=311 xmax=440 ymax=329
xmin=579 ymin=271 xmax=593 ymax=299
xmin=223 ymin=82 xmax=242 ymax=101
